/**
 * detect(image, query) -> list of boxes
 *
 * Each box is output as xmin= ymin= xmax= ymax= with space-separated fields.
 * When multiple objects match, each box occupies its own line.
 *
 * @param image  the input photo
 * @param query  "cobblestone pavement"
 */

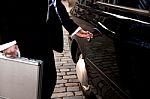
xmin=51 ymin=1 xmax=85 ymax=99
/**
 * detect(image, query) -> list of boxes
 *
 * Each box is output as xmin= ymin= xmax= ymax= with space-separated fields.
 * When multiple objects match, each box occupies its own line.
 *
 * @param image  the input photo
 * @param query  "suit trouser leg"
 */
xmin=21 ymin=50 xmax=57 ymax=99
xmin=17 ymin=28 xmax=57 ymax=98
xmin=40 ymin=51 xmax=57 ymax=99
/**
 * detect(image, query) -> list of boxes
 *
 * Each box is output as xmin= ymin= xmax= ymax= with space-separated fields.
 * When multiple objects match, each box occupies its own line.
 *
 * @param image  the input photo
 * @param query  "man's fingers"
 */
xmin=3 ymin=50 xmax=18 ymax=58
xmin=3 ymin=45 xmax=18 ymax=58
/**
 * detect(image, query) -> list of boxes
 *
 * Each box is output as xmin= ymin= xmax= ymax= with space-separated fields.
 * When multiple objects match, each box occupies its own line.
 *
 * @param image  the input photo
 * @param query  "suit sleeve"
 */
xmin=56 ymin=0 xmax=79 ymax=35
xmin=0 ymin=1 xmax=16 ymax=44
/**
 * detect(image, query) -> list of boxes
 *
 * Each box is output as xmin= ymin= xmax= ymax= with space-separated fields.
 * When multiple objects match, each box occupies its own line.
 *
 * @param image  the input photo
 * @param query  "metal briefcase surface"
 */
xmin=0 ymin=54 xmax=43 ymax=99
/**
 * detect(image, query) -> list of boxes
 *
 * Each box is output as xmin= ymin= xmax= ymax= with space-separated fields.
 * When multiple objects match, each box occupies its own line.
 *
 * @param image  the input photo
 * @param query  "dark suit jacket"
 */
xmin=0 ymin=0 xmax=79 ymax=54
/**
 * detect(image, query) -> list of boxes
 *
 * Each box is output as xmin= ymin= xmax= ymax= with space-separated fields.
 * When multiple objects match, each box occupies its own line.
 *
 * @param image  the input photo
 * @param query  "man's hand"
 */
xmin=76 ymin=29 xmax=93 ymax=39
xmin=3 ymin=45 xmax=19 ymax=58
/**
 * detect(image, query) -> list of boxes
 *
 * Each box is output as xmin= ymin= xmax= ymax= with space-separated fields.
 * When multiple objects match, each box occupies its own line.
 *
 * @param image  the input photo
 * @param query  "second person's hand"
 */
xmin=76 ymin=29 xmax=93 ymax=39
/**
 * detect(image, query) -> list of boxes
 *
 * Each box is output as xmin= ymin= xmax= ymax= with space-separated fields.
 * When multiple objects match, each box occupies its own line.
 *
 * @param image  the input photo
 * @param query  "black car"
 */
xmin=69 ymin=0 xmax=150 ymax=99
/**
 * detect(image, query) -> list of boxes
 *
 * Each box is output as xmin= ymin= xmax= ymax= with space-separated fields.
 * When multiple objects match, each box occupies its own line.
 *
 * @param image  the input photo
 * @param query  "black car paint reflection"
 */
xmin=72 ymin=28 xmax=131 ymax=99
xmin=70 ymin=0 xmax=150 ymax=98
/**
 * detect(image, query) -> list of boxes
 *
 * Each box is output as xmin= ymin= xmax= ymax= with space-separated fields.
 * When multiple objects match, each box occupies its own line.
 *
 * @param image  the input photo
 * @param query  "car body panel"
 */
xmin=70 ymin=0 xmax=150 ymax=99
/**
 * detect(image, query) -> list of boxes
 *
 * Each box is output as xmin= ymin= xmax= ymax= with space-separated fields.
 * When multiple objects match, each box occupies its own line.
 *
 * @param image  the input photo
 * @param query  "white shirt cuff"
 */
xmin=70 ymin=27 xmax=82 ymax=38
xmin=0 ymin=40 xmax=17 ymax=51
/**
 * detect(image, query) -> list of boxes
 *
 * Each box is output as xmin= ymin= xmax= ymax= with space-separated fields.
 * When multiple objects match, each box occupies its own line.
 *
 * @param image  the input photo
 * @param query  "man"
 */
xmin=0 ymin=0 xmax=93 ymax=98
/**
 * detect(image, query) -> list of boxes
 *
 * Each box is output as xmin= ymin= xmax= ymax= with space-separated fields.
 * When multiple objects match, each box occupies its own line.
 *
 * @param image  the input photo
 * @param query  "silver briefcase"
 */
xmin=0 ymin=54 xmax=43 ymax=99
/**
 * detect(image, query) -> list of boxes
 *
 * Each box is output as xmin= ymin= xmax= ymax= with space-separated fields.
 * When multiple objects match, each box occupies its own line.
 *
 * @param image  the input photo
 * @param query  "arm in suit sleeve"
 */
xmin=0 ymin=1 xmax=16 ymax=45
xmin=56 ymin=0 xmax=80 ymax=35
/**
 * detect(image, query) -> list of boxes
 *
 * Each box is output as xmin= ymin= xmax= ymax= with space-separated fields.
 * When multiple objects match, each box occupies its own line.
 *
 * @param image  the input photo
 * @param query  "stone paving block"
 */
xmin=56 ymin=66 xmax=75 ymax=69
xmin=60 ymin=69 xmax=70 ymax=72
xmin=68 ymin=79 xmax=80 ymax=83
xmin=57 ymin=79 xmax=68 ymax=84
xmin=57 ymin=76 xmax=63 ymax=80
xmin=70 ymin=68 xmax=76 ymax=71
xmin=55 ymin=84 xmax=64 ymax=88
xmin=54 ymin=87 xmax=66 ymax=93
xmin=67 ymin=86 xmax=80 ymax=92
xmin=52 ymin=92 xmax=74 ymax=98
xmin=57 ymin=72 xmax=66 ymax=76
xmin=74 ymin=91 xmax=84 ymax=96
xmin=65 ymin=83 xmax=79 ymax=87
xmin=52 ymin=98 xmax=61 ymax=99
xmin=67 ymin=71 xmax=76 ymax=75
xmin=63 ymin=75 xmax=77 ymax=79
xmin=63 ymin=96 xmax=85 ymax=99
